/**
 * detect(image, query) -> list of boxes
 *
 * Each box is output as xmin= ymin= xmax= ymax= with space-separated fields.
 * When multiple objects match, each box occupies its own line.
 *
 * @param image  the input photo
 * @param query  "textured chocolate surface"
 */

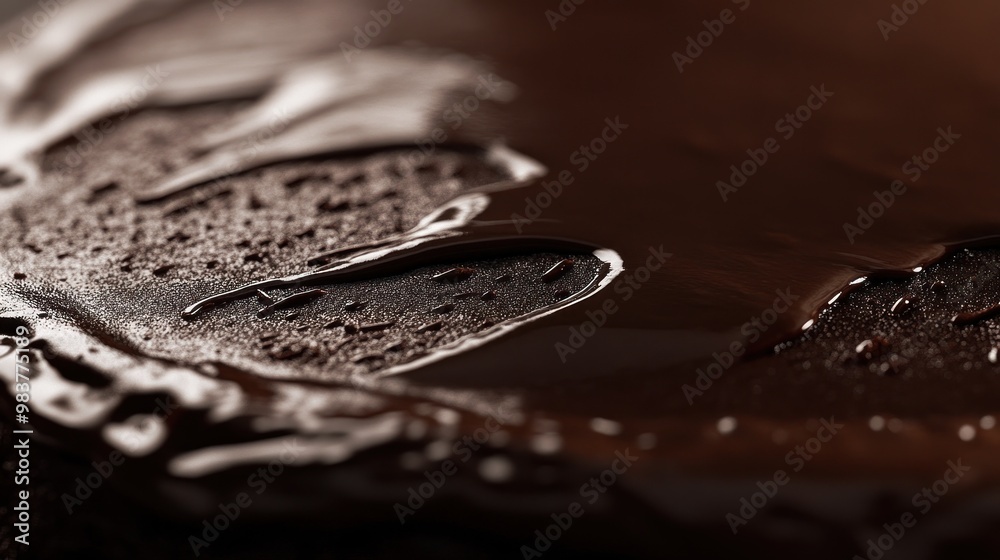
xmin=3 ymin=0 xmax=1000 ymax=559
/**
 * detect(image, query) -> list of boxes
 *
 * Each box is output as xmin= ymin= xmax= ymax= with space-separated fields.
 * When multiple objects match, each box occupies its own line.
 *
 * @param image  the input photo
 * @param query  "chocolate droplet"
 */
xmin=542 ymin=259 xmax=574 ymax=283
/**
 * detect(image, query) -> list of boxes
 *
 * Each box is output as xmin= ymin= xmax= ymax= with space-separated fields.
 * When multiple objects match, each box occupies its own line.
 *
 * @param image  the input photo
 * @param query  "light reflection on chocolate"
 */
xmin=3 ymin=0 xmax=1000 ymax=555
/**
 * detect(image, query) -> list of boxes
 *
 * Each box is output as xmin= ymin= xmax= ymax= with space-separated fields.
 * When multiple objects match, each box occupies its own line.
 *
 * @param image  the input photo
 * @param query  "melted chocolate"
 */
xmin=3 ymin=0 xmax=1000 ymax=557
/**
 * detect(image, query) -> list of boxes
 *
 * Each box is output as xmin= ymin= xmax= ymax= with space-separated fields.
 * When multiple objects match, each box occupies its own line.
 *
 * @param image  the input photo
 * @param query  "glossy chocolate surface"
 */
xmin=2 ymin=1 xmax=1000 ymax=558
